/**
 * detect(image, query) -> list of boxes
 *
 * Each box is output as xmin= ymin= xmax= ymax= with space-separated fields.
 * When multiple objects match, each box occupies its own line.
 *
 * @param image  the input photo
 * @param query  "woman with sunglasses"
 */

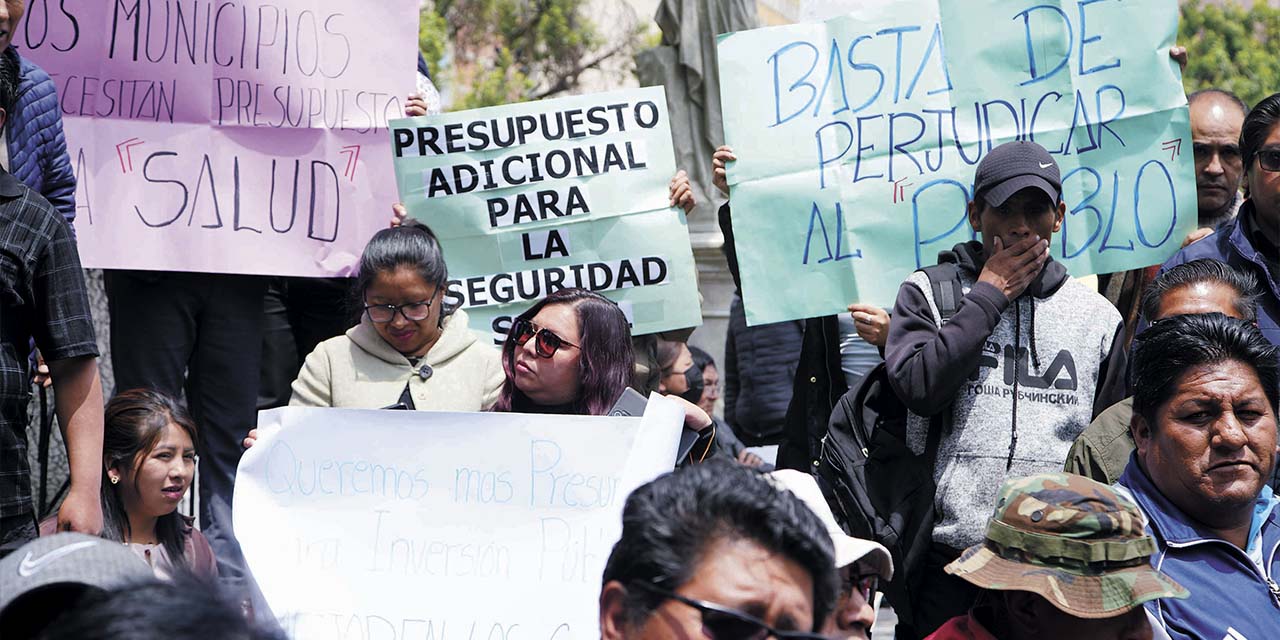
xmin=492 ymin=288 xmax=635 ymax=415
xmin=288 ymin=221 xmax=503 ymax=411
xmin=492 ymin=289 xmax=715 ymax=448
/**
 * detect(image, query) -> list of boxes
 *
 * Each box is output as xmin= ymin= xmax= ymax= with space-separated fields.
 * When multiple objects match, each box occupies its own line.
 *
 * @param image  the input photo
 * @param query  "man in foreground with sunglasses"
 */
xmin=1158 ymin=92 xmax=1280 ymax=347
xmin=929 ymin=473 xmax=1188 ymax=640
xmin=599 ymin=459 xmax=839 ymax=639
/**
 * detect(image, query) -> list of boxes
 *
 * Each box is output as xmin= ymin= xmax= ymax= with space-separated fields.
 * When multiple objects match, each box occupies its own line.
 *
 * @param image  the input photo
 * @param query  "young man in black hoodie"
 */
xmin=884 ymin=140 xmax=1128 ymax=638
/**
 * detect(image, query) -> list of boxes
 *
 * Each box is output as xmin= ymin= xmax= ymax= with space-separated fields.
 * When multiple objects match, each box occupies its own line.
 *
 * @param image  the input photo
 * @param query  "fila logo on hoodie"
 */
xmin=974 ymin=340 xmax=1080 ymax=391
xmin=903 ymin=269 xmax=1121 ymax=551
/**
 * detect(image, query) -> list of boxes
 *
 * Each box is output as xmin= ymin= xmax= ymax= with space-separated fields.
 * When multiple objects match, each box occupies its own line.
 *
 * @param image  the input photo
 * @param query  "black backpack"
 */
xmin=814 ymin=262 xmax=962 ymax=629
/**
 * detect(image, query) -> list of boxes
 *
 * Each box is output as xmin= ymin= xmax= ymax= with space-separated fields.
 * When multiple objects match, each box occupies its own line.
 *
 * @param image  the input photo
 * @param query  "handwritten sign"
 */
xmin=19 ymin=0 xmax=417 ymax=276
xmin=390 ymin=87 xmax=703 ymax=343
xmin=717 ymin=0 xmax=1194 ymax=325
xmin=233 ymin=399 xmax=683 ymax=639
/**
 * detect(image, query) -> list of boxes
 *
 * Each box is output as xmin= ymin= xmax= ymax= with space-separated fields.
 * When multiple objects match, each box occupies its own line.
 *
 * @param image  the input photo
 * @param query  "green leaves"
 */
xmin=1180 ymin=0 xmax=1280 ymax=108
xmin=418 ymin=0 xmax=635 ymax=109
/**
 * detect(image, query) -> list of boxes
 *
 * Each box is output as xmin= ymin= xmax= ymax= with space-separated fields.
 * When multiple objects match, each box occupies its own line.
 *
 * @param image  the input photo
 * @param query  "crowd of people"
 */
xmin=0 ymin=0 xmax=1274 ymax=636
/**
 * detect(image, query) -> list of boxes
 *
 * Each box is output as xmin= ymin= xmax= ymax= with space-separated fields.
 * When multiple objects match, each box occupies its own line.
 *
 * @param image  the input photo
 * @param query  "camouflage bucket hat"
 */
xmin=945 ymin=473 xmax=1188 ymax=619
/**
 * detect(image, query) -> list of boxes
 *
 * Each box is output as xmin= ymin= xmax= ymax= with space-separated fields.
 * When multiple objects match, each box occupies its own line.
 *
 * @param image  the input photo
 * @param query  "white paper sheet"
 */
xmin=233 ymin=395 xmax=683 ymax=639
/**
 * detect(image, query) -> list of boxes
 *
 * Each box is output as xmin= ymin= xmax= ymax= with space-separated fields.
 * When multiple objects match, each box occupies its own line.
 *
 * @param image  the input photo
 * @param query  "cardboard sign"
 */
xmin=20 ymin=0 xmax=418 ymax=275
xmin=718 ymin=0 xmax=1193 ymax=324
xmin=390 ymin=87 xmax=703 ymax=343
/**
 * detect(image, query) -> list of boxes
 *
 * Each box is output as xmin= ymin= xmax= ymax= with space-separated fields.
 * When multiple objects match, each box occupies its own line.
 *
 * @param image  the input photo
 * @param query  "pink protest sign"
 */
xmin=18 ymin=0 xmax=418 ymax=276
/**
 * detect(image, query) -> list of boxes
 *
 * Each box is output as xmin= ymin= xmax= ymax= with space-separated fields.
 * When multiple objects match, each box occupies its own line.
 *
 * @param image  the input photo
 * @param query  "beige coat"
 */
xmin=290 ymin=309 xmax=504 ymax=410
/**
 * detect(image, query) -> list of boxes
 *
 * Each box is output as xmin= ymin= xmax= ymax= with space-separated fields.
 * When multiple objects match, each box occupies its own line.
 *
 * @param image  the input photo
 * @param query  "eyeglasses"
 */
xmin=509 ymin=317 xmax=579 ymax=358
xmin=628 ymin=581 xmax=830 ymax=640
xmin=840 ymin=572 xmax=879 ymax=603
xmin=1256 ymin=148 xmax=1280 ymax=172
xmin=364 ymin=299 xmax=434 ymax=324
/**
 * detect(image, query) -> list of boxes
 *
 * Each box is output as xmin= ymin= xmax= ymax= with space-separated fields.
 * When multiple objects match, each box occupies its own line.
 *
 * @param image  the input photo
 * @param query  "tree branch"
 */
xmin=527 ymin=39 xmax=632 ymax=100
xmin=438 ymin=0 xmax=457 ymax=22
xmin=507 ymin=0 xmax=553 ymax=46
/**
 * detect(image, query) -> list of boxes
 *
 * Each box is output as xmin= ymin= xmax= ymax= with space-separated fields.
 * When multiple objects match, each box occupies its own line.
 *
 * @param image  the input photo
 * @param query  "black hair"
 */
xmin=493 ymin=288 xmax=634 ymax=416
xmin=655 ymin=338 xmax=688 ymax=377
xmin=1188 ymin=88 xmax=1249 ymax=119
xmin=601 ymin=458 xmax=839 ymax=631
xmin=352 ymin=220 xmax=449 ymax=315
xmin=0 ymin=48 xmax=19 ymax=136
xmin=101 ymin=389 xmax=200 ymax=565
xmin=1240 ymin=92 xmax=1280 ymax=173
xmin=1139 ymin=258 xmax=1260 ymax=323
xmin=1132 ymin=313 xmax=1279 ymax=429
xmin=689 ymin=345 xmax=715 ymax=373
xmin=1 ymin=584 xmax=100 ymax=640
xmin=35 ymin=576 xmax=284 ymax=640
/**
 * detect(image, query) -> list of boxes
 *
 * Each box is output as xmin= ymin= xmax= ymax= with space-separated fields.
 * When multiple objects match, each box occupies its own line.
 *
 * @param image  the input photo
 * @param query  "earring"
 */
xmin=109 ymin=475 xmax=119 ymax=485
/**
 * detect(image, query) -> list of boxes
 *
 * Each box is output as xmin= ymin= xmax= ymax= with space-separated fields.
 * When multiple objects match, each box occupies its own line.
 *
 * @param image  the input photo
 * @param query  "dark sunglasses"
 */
xmin=1256 ymin=148 xmax=1280 ymax=172
xmin=841 ymin=572 xmax=878 ymax=603
xmin=628 ymin=581 xmax=830 ymax=640
xmin=363 ymin=299 xmax=433 ymax=324
xmin=509 ymin=317 xmax=579 ymax=358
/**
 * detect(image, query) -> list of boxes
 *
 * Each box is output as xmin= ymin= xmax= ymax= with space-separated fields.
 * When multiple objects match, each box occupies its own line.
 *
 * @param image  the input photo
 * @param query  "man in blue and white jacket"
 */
xmin=1118 ymin=313 xmax=1280 ymax=640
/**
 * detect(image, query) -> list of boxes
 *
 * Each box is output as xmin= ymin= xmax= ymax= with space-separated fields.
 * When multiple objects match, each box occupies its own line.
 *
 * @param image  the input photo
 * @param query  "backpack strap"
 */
xmin=921 ymin=259 xmax=962 ymax=454
xmin=923 ymin=262 xmax=964 ymax=324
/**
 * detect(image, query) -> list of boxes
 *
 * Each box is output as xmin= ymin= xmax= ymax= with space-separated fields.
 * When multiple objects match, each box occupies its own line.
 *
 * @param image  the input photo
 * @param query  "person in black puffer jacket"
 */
xmin=722 ymin=295 xmax=804 ymax=445
xmin=715 ymin=145 xmax=890 ymax=460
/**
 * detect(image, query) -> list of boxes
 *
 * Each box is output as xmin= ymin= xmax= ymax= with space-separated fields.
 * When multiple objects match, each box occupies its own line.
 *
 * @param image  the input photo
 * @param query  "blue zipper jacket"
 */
xmin=5 ymin=48 xmax=75 ymax=226
xmin=1118 ymin=456 xmax=1280 ymax=640
xmin=1159 ymin=202 xmax=1279 ymax=347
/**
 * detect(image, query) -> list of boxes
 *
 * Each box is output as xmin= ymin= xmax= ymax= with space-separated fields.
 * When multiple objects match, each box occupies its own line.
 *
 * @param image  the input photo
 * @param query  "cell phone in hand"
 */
xmin=608 ymin=388 xmax=700 ymax=461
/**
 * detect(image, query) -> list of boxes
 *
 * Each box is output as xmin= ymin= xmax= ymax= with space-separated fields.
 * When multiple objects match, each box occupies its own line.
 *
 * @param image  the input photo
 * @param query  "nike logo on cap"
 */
xmin=17 ymin=541 xmax=99 ymax=577
xmin=1039 ymin=162 xmax=1053 ymax=169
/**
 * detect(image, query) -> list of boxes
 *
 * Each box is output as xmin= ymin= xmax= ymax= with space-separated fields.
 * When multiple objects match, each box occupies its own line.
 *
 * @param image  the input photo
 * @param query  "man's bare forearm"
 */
xmin=49 ymin=355 xmax=104 ymax=501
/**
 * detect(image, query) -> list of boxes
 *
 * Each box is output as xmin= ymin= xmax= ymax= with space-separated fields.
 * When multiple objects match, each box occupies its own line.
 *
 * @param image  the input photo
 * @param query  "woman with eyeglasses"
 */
xmin=288 ymin=221 xmax=503 ymax=411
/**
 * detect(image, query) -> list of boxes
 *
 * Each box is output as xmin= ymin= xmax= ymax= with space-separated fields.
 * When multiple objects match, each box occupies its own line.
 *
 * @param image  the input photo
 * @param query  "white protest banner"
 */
xmin=390 ymin=87 xmax=703 ymax=345
xmin=20 ymin=0 xmax=418 ymax=276
xmin=233 ymin=398 xmax=684 ymax=639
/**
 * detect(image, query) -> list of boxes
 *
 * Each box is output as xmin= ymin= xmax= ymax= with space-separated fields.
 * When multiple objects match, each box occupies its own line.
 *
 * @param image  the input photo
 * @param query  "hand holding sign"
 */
xmin=670 ymin=170 xmax=696 ymax=214
xmin=848 ymin=303 xmax=891 ymax=347
xmin=713 ymin=146 xmax=736 ymax=197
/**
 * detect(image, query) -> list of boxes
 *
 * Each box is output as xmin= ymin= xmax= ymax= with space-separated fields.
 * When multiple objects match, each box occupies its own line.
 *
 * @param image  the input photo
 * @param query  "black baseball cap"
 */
xmin=973 ymin=141 xmax=1062 ymax=208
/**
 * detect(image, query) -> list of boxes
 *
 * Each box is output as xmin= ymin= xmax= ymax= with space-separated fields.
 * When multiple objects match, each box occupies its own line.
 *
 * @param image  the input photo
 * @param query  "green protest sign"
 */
xmin=718 ymin=0 xmax=1193 ymax=325
xmin=390 ymin=87 xmax=702 ymax=344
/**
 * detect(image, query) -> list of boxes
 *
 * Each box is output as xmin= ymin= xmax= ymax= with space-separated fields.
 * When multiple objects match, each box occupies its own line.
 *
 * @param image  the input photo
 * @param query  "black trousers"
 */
xmin=895 ymin=543 xmax=980 ymax=640
xmin=104 ymin=270 xmax=266 ymax=581
xmin=257 ymin=277 xmax=353 ymax=409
